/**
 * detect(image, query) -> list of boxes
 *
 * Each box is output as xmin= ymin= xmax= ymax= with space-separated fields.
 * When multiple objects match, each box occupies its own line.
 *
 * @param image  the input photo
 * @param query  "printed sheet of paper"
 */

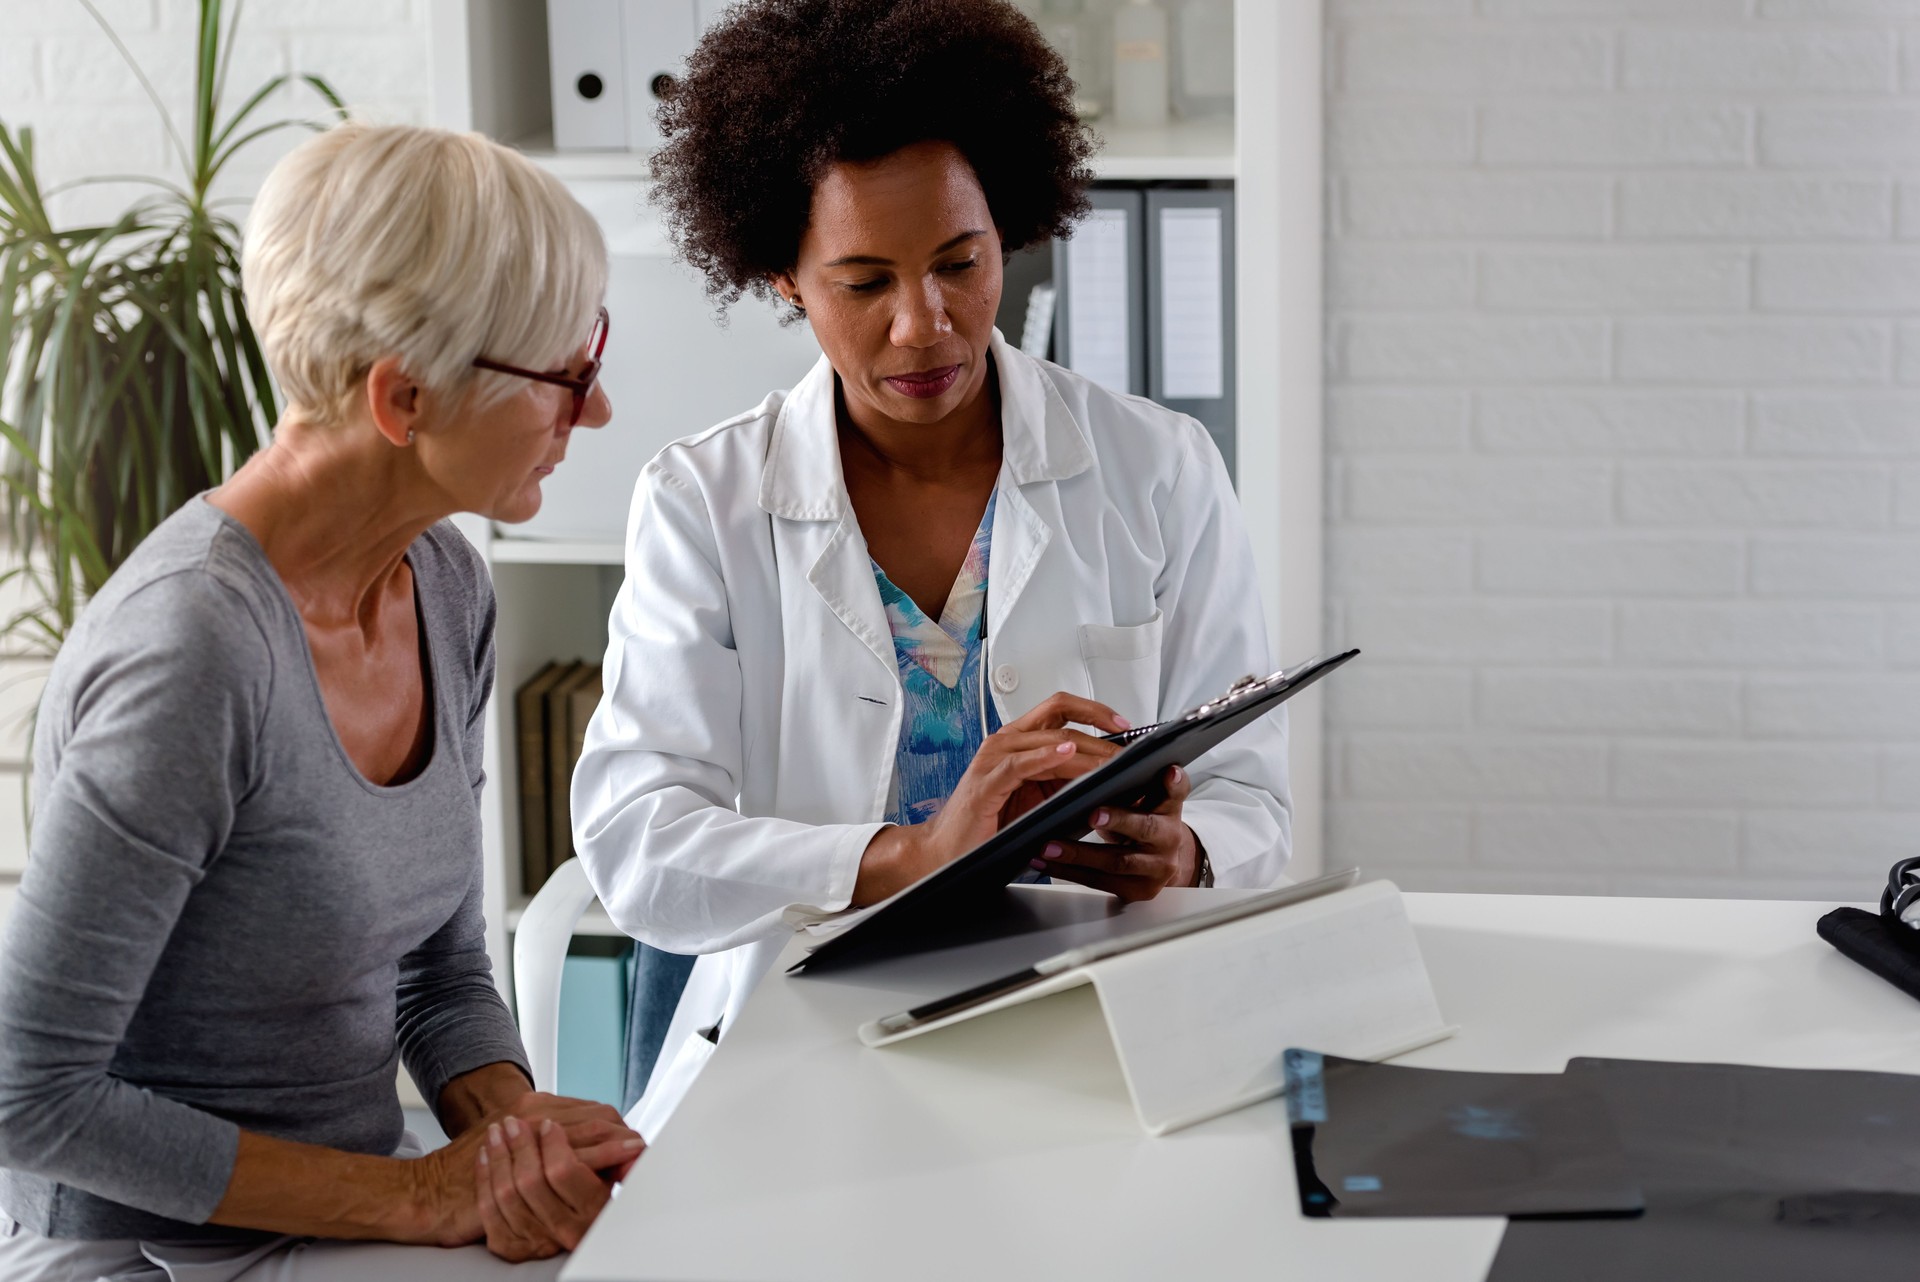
xmin=1157 ymin=206 xmax=1225 ymax=400
xmin=1064 ymin=208 xmax=1133 ymax=394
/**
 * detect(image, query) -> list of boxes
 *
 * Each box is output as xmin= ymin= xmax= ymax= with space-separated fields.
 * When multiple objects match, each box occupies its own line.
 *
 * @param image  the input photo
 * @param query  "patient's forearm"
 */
xmin=205 ymin=1064 xmax=637 ymax=1247
xmin=436 ymin=1060 xmax=535 ymax=1137
xmin=208 ymin=1129 xmax=444 ymax=1244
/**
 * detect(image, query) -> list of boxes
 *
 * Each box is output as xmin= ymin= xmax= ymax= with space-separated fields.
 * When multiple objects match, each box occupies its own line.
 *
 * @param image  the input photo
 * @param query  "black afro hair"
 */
xmin=650 ymin=0 xmax=1096 ymax=314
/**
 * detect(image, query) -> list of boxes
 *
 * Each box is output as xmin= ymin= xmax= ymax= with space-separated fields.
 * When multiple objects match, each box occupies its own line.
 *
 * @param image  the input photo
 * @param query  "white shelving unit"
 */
xmin=506 ymin=116 xmax=1236 ymax=183
xmin=428 ymin=0 xmax=1323 ymax=995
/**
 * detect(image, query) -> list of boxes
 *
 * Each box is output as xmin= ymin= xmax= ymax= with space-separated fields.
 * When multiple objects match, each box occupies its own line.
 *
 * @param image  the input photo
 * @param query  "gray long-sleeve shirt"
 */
xmin=0 ymin=498 xmax=530 ymax=1242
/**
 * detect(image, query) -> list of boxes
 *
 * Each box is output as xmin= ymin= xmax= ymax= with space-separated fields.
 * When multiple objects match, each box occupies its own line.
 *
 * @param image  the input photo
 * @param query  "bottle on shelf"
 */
xmin=1173 ymin=0 xmax=1234 ymax=120
xmin=1112 ymin=0 xmax=1170 ymax=130
xmin=1039 ymin=0 xmax=1104 ymax=120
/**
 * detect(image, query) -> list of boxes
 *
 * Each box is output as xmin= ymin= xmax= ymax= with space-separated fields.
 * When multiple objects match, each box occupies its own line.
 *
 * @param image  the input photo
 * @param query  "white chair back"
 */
xmin=511 ymin=858 xmax=600 ymax=1092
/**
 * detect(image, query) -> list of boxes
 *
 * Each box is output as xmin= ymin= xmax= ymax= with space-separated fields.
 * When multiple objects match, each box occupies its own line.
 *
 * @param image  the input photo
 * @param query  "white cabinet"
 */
xmin=427 ymin=0 xmax=1323 ymax=990
xmin=515 ymin=181 xmax=821 ymax=544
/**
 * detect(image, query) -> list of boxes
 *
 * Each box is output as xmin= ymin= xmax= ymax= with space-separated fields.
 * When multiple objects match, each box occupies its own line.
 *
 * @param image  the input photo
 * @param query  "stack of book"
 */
xmin=515 ymin=659 xmax=604 ymax=895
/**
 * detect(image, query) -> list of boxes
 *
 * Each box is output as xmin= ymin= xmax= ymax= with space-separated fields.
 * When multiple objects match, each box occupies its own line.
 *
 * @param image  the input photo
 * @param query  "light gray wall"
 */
xmin=1325 ymin=0 xmax=1920 ymax=900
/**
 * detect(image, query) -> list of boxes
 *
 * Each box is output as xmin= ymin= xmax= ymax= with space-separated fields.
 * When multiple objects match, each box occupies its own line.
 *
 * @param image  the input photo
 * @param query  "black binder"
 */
xmin=790 ymin=649 xmax=1360 ymax=974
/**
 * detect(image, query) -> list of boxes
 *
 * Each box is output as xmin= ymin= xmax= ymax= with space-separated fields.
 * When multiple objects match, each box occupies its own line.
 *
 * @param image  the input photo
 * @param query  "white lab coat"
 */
xmin=573 ymin=331 xmax=1291 ymax=1133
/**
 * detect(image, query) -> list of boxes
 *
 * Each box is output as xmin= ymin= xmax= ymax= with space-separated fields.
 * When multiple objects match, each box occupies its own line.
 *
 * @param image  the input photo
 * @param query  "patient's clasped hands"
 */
xmin=411 ymin=1090 xmax=644 ymax=1262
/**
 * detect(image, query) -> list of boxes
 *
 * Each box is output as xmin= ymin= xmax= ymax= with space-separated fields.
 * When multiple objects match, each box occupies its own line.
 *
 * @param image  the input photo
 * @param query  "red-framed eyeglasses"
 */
xmin=471 ymin=306 xmax=609 ymax=426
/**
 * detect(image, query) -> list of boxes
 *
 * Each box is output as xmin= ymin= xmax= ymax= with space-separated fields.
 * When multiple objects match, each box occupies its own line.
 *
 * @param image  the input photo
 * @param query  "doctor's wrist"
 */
xmin=1189 ymin=831 xmax=1214 ymax=888
xmin=853 ymin=825 xmax=933 ymax=906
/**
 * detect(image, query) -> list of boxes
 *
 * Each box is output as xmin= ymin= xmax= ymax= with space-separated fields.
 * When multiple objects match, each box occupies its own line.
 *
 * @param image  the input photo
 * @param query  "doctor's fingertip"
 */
xmin=1030 ymin=858 xmax=1048 ymax=871
xmin=1043 ymin=843 xmax=1062 ymax=859
xmin=1114 ymin=715 xmax=1132 ymax=730
xmin=1055 ymin=741 xmax=1075 ymax=755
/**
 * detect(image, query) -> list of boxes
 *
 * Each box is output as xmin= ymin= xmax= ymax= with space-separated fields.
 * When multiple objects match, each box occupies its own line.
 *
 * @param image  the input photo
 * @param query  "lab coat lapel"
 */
xmin=985 ymin=334 xmax=1093 ymax=641
xmin=804 ymin=516 xmax=894 ymax=677
xmin=987 ymin=480 xmax=1049 ymax=637
xmin=760 ymin=355 xmax=895 ymax=678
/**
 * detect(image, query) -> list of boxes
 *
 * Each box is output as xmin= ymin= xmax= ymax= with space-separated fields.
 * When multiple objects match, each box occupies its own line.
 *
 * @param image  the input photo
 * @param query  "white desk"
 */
xmin=563 ymin=888 xmax=1920 ymax=1282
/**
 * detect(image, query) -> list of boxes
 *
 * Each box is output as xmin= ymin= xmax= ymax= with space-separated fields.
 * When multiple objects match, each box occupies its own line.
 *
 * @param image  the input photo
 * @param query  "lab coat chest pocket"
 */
xmin=1078 ymin=610 xmax=1164 ymax=728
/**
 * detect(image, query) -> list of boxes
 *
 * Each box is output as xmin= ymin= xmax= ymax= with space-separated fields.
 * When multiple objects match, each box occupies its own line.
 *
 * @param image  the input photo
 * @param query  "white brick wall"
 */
xmin=1 ymin=0 xmax=429 ymax=224
xmin=0 ymin=0 xmax=430 ymax=874
xmin=1328 ymin=0 xmax=1920 ymax=901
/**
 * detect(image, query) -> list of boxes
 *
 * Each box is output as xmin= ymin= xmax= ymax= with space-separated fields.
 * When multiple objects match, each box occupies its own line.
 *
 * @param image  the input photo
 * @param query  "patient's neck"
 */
xmin=208 ymin=416 xmax=443 ymax=630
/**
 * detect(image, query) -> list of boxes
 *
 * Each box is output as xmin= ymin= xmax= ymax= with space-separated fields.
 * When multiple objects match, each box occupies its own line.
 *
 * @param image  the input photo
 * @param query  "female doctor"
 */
xmin=572 ymin=0 xmax=1291 ymax=1123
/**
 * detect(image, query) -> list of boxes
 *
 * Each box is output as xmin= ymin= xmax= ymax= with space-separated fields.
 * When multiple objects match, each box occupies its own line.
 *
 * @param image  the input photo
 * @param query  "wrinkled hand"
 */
xmin=476 ymin=1115 xmax=634 ymax=1262
xmin=471 ymin=1092 xmax=642 ymax=1181
xmin=412 ymin=1094 xmax=643 ymax=1248
xmin=1036 ymin=764 xmax=1201 ymax=901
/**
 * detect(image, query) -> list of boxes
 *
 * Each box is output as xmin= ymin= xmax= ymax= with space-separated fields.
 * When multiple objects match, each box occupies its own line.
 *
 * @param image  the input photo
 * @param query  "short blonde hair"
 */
xmin=243 ymin=122 xmax=608 ymax=426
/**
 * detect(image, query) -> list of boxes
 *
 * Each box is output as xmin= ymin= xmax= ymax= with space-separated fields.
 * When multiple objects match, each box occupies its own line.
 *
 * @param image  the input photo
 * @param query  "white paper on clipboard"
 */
xmin=1157 ymin=206 xmax=1225 ymax=400
xmin=1064 ymin=207 xmax=1133 ymax=394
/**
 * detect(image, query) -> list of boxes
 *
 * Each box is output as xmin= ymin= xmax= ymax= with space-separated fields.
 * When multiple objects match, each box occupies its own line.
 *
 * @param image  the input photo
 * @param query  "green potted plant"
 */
xmin=0 ymin=0 xmax=343 ymax=660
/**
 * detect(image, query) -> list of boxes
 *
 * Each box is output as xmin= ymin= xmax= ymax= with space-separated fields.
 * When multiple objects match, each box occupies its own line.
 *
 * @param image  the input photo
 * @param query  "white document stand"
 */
xmin=863 ymin=881 xmax=1454 ymax=1135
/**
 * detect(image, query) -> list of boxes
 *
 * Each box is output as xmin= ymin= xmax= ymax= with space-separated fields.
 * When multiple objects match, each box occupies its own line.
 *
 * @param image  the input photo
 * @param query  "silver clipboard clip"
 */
xmin=1103 ymin=669 xmax=1288 ymax=747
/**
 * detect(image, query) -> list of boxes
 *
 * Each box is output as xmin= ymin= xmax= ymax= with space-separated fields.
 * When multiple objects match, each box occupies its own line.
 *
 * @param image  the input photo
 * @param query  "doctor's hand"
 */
xmin=853 ymin=692 xmax=1128 ymax=905
xmin=1035 ymin=764 xmax=1202 ymax=902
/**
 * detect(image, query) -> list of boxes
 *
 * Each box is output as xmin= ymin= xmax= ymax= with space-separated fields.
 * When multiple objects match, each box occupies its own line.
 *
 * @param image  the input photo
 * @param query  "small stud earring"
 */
xmin=406 ymin=429 xmax=415 ymax=444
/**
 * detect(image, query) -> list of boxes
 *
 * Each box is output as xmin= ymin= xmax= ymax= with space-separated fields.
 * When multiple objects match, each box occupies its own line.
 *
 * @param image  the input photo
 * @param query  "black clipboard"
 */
xmin=791 ymin=648 xmax=1360 ymax=974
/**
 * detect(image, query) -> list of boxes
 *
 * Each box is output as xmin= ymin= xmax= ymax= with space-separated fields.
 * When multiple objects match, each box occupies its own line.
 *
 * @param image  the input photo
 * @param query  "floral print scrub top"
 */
xmin=874 ymin=491 xmax=1004 ymax=828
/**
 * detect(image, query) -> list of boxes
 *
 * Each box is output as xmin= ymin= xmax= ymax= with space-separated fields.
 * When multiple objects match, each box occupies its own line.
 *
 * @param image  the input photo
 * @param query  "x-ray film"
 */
xmin=1488 ymin=1058 xmax=1920 ymax=1281
xmin=1284 ymin=1050 xmax=1643 ymax=1220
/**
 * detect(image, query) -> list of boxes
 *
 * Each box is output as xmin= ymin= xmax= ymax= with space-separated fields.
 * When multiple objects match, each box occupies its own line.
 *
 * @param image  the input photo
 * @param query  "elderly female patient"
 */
xmin=0 ymin=122 xmax=636 ymax=1278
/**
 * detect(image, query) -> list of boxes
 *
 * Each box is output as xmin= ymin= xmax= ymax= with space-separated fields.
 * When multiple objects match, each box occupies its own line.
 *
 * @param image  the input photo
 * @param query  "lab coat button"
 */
xmin=992 ymin=664 xmax=1019 ymax=694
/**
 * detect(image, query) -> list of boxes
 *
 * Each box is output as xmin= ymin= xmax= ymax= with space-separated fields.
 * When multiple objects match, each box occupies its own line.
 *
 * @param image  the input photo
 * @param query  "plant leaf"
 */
xmin=77 ymin=0 xmax=190 ymax=177
xmin=207 ymin=73 xmax=288 ymax=159
xmin=0 ymin=0 xmax=289 ymax=664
